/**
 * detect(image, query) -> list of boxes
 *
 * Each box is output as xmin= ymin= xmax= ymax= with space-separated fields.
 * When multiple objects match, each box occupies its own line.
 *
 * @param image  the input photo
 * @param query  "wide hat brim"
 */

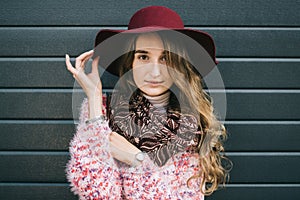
xmin=93 ymin=26 xmax=218 ymax=77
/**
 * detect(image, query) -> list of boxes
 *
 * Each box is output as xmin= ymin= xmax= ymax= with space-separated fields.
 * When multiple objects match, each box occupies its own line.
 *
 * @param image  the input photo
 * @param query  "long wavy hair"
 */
xmin=110 ymin=32 xmax=231 ymax=195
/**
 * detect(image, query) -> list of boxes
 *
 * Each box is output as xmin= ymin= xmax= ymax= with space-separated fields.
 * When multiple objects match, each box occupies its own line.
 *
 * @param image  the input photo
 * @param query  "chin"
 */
xmin=140 ymin=87 xmax=168 ymax=97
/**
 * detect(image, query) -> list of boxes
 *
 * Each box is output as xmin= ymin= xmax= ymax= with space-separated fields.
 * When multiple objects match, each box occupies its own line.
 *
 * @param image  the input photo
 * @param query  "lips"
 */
xmin=144 ymin=80 xmax=164 ymax=87
xmin=145 ymin=80 xmax=164 ymax=84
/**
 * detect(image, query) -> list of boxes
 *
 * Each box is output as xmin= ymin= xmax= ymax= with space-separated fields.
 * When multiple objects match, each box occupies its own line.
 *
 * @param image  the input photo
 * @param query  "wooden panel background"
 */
xmin=0 ymin=0 xmax=299 ymax=199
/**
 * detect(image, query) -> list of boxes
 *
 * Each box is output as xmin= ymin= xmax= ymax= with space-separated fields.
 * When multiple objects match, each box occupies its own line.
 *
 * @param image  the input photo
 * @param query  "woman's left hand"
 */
xmin=109 ymin=132 xmax=142 ymax=166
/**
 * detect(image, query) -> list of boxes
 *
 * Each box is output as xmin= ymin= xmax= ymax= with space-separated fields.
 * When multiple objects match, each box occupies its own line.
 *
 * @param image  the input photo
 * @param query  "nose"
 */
xmin=150 ymin=62 xmax=161 ymax=78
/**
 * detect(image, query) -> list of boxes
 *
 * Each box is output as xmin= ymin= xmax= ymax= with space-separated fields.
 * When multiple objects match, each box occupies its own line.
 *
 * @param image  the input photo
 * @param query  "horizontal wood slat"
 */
xmin=228 ymin=154 xmax=300 ymax=183
xmin=0 ymin=92 xmax=73 ymax=119
xmin=1 ymin=153 xmax=299 ymax=183
xmin=0 ymin=28 xmax=299 ymax=57
xmin=1 ymin=91 xmax=299 ymax=120
xmin=0 ymin=153 xmax=68 ymax=183
xmin=1 ymin=122 xmax=299 ymax=152
xmin=0 ymin=123 xmax=75 ymax=151
xmin=224 ymin=122 xmax=300 ymax=152
xmin=206 ymin=184 xmax=300 ymax=200
xmin=224 ymin=91 xmax=300 ymax=120
xmin=0 ymin=59 xmax=119 ymax=89
xmin=0 ymin=184 xmax=299 ymax=200
xmin=218 ymin=59 xmax=300 ymax=89
xmin=1 ymin=0 xmax=299 ymax=26
xmin=1 ymin=59 xmax=299 ymax=89
xmin=0 ymin=183 xmax=77 ymax=200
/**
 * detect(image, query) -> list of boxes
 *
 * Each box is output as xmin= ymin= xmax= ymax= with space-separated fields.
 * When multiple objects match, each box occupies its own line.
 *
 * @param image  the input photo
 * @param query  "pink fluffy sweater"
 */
xmin=66 ymin=98 xmax=204 ymax=199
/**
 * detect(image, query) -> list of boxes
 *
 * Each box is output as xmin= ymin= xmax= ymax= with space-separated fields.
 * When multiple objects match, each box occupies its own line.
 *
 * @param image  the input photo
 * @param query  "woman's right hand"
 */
xmin=65 ymin=50 xmax=103 ymax=119
xmin=65 ymin=50 xmax=102 ymax=99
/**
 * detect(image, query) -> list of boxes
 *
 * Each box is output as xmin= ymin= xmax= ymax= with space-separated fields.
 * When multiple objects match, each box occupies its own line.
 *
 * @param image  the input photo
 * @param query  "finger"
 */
xmin=65 ymin=54 xmax=78 ymax=75
xmin=75 ymin=50 xmax=94 ymax=69
xmin=81 ymin=52 xmax=94 ymax=68
xmin=109 ymin=132 xmax=117 ymax=142
xmin=109 ymin=132 xmax=124 ymax=146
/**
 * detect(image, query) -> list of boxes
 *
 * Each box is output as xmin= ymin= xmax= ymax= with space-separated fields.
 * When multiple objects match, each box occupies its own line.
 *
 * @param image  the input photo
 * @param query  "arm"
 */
xmin=65 ymin=50 xmax=141 ymax=163
xmin=65 ymin=51 xmax=122 ymax=199
xmin=66 ymin=98 xmax=122 ymax=199
xmin=120 ymin=113 xmax=204 ymax=200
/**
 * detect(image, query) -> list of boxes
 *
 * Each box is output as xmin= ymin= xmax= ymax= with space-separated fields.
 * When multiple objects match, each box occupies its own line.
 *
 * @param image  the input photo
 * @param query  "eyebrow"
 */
xmin=134 ymin=50 xmax=148 ymax=54
xmin=134 ymin=50 xmax=168 ymax=54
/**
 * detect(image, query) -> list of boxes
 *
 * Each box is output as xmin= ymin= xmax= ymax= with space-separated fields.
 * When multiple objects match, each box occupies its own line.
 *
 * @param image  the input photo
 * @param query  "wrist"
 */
xmin=85 ymin=115 xmax=106 ymax=125
xmin=88 ymin=92 xmax=102 ymax=101
xmin=88 ymin=95 xmax=102 ymax=119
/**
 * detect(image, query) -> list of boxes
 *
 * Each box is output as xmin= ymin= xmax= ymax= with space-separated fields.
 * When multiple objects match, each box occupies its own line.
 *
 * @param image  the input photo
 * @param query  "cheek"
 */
xmin=165 ymin=79 xmax=174 ymax=89
xmin=132 ymin=60 xmax=140 ymax=85
xmin=162 ymin=68 xmax=174 ymax=86
xmin=132 ymin=67 xmax=145 ymax=86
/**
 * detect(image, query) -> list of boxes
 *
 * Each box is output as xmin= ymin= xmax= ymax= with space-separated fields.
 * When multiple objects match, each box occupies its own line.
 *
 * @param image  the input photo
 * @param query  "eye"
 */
xmin=160 ymin=55 xmax=167 ymax=62
xmin=137 ymin=55 xmax=149 ymax=60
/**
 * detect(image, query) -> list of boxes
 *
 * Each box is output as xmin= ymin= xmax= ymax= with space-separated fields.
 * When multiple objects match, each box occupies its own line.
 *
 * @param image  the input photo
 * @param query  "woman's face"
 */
xmin=132 ymin=33 xmax=173 ymax=97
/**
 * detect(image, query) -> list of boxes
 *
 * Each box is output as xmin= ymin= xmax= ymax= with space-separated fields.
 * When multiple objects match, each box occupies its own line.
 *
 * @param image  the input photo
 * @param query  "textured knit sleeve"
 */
xmin=66 ymin=98 xmax=122 ymax=200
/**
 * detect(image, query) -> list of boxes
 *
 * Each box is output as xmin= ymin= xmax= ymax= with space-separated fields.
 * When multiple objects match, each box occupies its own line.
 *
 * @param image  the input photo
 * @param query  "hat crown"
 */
xmin=128 ymin=6 xmax=184 ymax=30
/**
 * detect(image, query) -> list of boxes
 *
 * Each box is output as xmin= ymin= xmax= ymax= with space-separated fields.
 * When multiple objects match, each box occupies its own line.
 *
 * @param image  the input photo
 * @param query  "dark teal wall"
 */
xmin=0 ymin=1 xmax=299 ymax=199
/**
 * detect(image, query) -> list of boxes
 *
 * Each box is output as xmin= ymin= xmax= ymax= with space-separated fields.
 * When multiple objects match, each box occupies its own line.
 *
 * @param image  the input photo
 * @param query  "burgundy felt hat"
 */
xmin=94 ymin=6 xmax=218 ymax=77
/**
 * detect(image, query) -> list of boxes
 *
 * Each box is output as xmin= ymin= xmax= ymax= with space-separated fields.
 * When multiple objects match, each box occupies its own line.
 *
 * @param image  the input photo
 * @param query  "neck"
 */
xmin=143 ymin=91 xmax=170 ymax=108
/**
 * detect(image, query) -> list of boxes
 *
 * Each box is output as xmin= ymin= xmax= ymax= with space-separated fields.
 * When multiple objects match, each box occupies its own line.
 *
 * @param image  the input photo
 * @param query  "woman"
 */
xmin=65 ymin=6 xmax=230 ymax=200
